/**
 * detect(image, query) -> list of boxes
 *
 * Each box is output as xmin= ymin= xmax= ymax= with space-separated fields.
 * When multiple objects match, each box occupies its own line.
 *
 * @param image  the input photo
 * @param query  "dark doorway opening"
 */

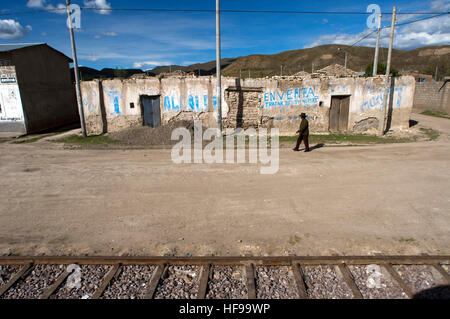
xmin=329 ymin=95 xmax=350 ymax=132
xmin=140 ymin=95 xmax=161 ymax=128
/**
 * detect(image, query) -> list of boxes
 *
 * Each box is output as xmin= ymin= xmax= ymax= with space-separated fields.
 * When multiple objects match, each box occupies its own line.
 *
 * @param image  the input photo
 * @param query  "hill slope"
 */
xmin=77 ymin=44 xmax=450 ymax=80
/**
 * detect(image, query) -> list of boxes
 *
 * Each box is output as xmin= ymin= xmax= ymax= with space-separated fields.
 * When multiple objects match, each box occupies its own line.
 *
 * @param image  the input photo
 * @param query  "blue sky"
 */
xmin=0 ymin=0 xmax=449 ymax=70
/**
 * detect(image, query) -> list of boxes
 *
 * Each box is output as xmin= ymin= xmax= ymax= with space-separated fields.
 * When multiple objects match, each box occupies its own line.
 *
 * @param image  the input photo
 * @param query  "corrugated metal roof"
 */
xmin=0 ymin=43 xmax=45 ymax=52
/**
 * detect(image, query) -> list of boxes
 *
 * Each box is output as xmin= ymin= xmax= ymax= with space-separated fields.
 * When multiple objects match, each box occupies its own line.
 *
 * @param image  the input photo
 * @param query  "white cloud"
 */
xmin=26 ymin=0 xmax=66 ymax=15
xmin=83 ymin=0 xmax=112 ymax=15
xmin=305 ymin=11 xmax=450 ymax=49
xmin=133 ymin=61 xmax=171 ymax=69
xmin=101 ymin=32 xmax=117 ymax=36
xmin=26 ymin=0 xmax=47 ymax=8
xmin=0 ymin=19 xmax=32 ymax=40
xmin=430 ymin=0 xmax=450 ymax=11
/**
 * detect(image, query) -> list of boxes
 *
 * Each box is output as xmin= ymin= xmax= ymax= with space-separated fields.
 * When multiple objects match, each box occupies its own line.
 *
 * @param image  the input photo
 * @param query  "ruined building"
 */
xmin=80 ymin=74 xmax=415 ymax=136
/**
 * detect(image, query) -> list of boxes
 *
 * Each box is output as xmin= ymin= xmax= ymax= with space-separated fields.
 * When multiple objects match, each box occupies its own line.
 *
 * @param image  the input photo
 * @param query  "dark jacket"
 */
xmin=299 ymin=119 xmax=309 ymax=135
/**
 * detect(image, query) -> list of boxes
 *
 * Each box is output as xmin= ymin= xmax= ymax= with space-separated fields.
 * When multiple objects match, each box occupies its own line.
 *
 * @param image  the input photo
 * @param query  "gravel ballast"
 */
xmin=52 ymin=265 xmax=111 ymax=299
xmin=255 ymin=266 xmax=299 ymax=299
xmin=303 ymin=266 xmax=353 ymax=299
xmin=206 ymin=266 xmax=247 ymax=299
xmin=349 ymin=265 xmax=408 ymax=299
xmin=393 ymin=265 xmax=440 ymax=294
xmin=2 ymin=265 xmax=65 ymax=299
xmin=0 ymin=265 xmax=21 ymax=288
xmin=154 ymin=266 xmax=200 ymax=299
xmin=101 ymin=265 xmax=155 ymax=299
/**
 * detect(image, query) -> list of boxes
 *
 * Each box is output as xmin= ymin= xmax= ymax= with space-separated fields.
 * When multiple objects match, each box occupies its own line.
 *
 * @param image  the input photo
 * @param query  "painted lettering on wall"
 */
xmin=263 ymin=87 xmax=319 ymax=109
xmin=163 ymin=95 xmax=218 ymax=111
xmin=360 ymin=87 xmax=404 ymax=112
xmin=83 ymin=92 xmax=98 ymax=114
xmin=105 ymin=90 xmax=122 ymax=115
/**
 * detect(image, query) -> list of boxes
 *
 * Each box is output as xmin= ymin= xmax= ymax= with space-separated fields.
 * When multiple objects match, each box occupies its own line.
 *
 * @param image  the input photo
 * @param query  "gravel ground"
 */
xmin=206 ymin=266 xmax=247 ymax=299
xmin=109 ymin=120 xmax=195 ymax=146
xmin=349 ymin=265 xmax=408 ymax=299
xmin=101 ymin=265 xmax=155 ymax=299
xmin=154 ymin=266 xmax=200 ymax=299
xmin=303 ymin=266 xmax=353 ymax=299
xmin=255 ymin=266 xmax=299 ymax=299
xmin=393 ymin=265 xmax=439 ymax=294
xmin=52 ymin=265 xmax=111 ymax=299
xmin=0 ymin=265 xmax=21 ymax=288
xmin=2 ymin=265 xmax=65 ymax=299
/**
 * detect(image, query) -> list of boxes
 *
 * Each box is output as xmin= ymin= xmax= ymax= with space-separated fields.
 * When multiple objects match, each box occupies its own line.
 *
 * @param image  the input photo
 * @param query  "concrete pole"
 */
xmin=344 ymin=52 xmax=348 ymax=69
xmin=379 ymin=6 xmax=396 ymax=135
xmin=216 ymin=0 xmax=222 ymax=135
xmin=66 ymin=0 xmax=86 ymax=137
xmin=281 ymin=65 xmax=283 ymax=76
xmin=373 ymin=13 xmax=382 ymax=76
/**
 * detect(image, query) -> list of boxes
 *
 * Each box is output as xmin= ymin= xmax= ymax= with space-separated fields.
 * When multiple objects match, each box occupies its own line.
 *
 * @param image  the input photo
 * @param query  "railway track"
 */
xmin=0 ymin=256 xmax=449 ymax=299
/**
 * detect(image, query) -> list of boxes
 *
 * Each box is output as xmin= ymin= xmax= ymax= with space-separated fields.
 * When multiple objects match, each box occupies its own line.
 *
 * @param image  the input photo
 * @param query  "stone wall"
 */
xmin=413 ymin=81 xmax=450 ymax=114
xmin=80 ymin=75 xmax=415 ymax=136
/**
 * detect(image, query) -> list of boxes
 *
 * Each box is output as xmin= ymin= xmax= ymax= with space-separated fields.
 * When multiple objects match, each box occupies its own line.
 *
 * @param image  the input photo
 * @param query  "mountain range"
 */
xmin=74 ymin=44 xmax=450 ymax=81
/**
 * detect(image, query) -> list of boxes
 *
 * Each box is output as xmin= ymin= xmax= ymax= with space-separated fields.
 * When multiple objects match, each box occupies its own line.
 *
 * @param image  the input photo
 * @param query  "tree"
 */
xmin=114 ymin=67 xmax=128 ymax=78
xmin=365 ymin=62 xmax=399 ymax=77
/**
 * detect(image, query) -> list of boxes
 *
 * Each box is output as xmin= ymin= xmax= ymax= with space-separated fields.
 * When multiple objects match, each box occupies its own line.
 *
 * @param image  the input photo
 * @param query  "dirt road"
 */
xmin=0 ymin=114 xmax=449 ymax=256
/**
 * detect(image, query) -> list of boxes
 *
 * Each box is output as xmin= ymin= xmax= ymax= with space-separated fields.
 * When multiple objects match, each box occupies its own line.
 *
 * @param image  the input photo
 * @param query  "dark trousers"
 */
xmin=295 ymin=134 xmax=310 ymax=150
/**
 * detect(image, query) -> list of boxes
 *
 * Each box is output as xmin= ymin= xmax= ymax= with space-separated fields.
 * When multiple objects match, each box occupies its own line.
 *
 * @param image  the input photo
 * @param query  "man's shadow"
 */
xmin=298 ymin=143 xmax=325 ymax=152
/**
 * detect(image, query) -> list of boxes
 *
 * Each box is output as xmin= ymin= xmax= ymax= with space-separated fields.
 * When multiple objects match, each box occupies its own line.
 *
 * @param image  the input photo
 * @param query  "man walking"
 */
xmin=293 ymin=113 xmax=310 ymax=152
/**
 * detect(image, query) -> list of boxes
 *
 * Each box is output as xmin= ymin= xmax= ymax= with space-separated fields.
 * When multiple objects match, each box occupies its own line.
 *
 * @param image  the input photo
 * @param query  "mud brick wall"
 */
xmin=80 ymin=75 xmax=415 ymax=136
xmin=224 ymin=89 xmax=262 ymax=129
xmin=413 ymin=81 xmax=450 ymax=115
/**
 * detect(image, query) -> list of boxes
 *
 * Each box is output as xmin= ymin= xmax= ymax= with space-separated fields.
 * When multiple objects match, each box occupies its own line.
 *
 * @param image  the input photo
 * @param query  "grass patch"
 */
xmin=54 ymin=134 xmax=119 ymax=145
xmin=420 ymin=110 xmax=450 ymax=119
xmin=0 ymin=137 xmax=12 ymax=144
xmin=279 ymin=133 xmax=415 ymax=146
xmin=419 ymin=128 xmax=440 ymax=141
xmin=398 ymin=237 xmax=416 ymax=243
xmin=12 ymin=133 xmax=59 ymax=144
xmin=288 ymin=235 xmax=302 ymax=245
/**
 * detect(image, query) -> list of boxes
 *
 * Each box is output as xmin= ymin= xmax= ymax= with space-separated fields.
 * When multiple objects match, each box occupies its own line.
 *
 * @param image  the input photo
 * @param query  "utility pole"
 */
xmin=338 ymin=47 xmax=348 ymax=68
xmin=66 ymin=0 xmax=86 ymax=137
xmin=379 ymin=6 xmax=396 ymax=135
xmin=373 ymin=13 xmax=382 ymax=76
xmin=281 ymin=65 xmax=283 ymax=76
xmin=239 ymin=69 xmax=242 ymax=78
xmin=435 ymin=65 xmax=438 ymax=81
xmin=216 ymin=0 xmax=222 ymax=135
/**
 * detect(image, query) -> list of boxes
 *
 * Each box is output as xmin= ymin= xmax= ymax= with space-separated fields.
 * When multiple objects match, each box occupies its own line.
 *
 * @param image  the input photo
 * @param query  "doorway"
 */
xmin=140 ymin=95 xmax=161 ymax=128
xmin=329 ymin=96 xmax=350 ymax=132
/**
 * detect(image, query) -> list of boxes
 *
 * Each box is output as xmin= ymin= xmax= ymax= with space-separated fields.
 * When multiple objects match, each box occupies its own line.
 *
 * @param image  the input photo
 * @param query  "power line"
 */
xmin=0 ymin=8 xmax=448 ymax=16
xmin=348 ymin=12 xmax=448 ymax=48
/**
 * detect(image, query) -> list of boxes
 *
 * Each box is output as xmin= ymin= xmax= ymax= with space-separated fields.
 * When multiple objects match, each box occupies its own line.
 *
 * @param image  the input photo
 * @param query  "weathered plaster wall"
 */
xmin=81 ymin=75 xmax=415 ymax=136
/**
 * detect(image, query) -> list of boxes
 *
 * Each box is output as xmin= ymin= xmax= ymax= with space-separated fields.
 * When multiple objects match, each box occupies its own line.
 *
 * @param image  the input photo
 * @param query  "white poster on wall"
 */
xmin=0 ymin=84 xmax=24 ymax=121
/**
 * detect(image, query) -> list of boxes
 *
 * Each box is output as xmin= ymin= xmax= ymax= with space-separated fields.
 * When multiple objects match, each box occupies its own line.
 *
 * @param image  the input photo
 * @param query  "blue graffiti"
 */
xmin=164 ymin=96 xmax=180 ymax=111
xmin=263 ymin=87 xmax=319 ymax=109
xmin=105 ymin=90 xmax=122 ymax=115
xmin=360 ymin=87 xmax=404 ymax=112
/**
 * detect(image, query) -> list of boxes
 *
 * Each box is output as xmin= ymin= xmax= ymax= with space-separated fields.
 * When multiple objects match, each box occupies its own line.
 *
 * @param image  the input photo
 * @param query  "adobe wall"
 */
xmin=80 ymin=75 xmax=415 ymax=136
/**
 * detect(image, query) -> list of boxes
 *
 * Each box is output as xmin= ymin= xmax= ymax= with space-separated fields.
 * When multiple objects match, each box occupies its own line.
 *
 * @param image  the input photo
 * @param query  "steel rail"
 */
xmin=0 ymin=255 xmax=449 ymax=266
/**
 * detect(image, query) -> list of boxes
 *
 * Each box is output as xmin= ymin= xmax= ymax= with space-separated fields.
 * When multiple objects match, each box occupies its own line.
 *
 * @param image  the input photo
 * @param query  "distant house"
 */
xmin=0 ymin=43 xmax=79 ymax=134
xmin=401 ymin=71 xmax=433 ymax=83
